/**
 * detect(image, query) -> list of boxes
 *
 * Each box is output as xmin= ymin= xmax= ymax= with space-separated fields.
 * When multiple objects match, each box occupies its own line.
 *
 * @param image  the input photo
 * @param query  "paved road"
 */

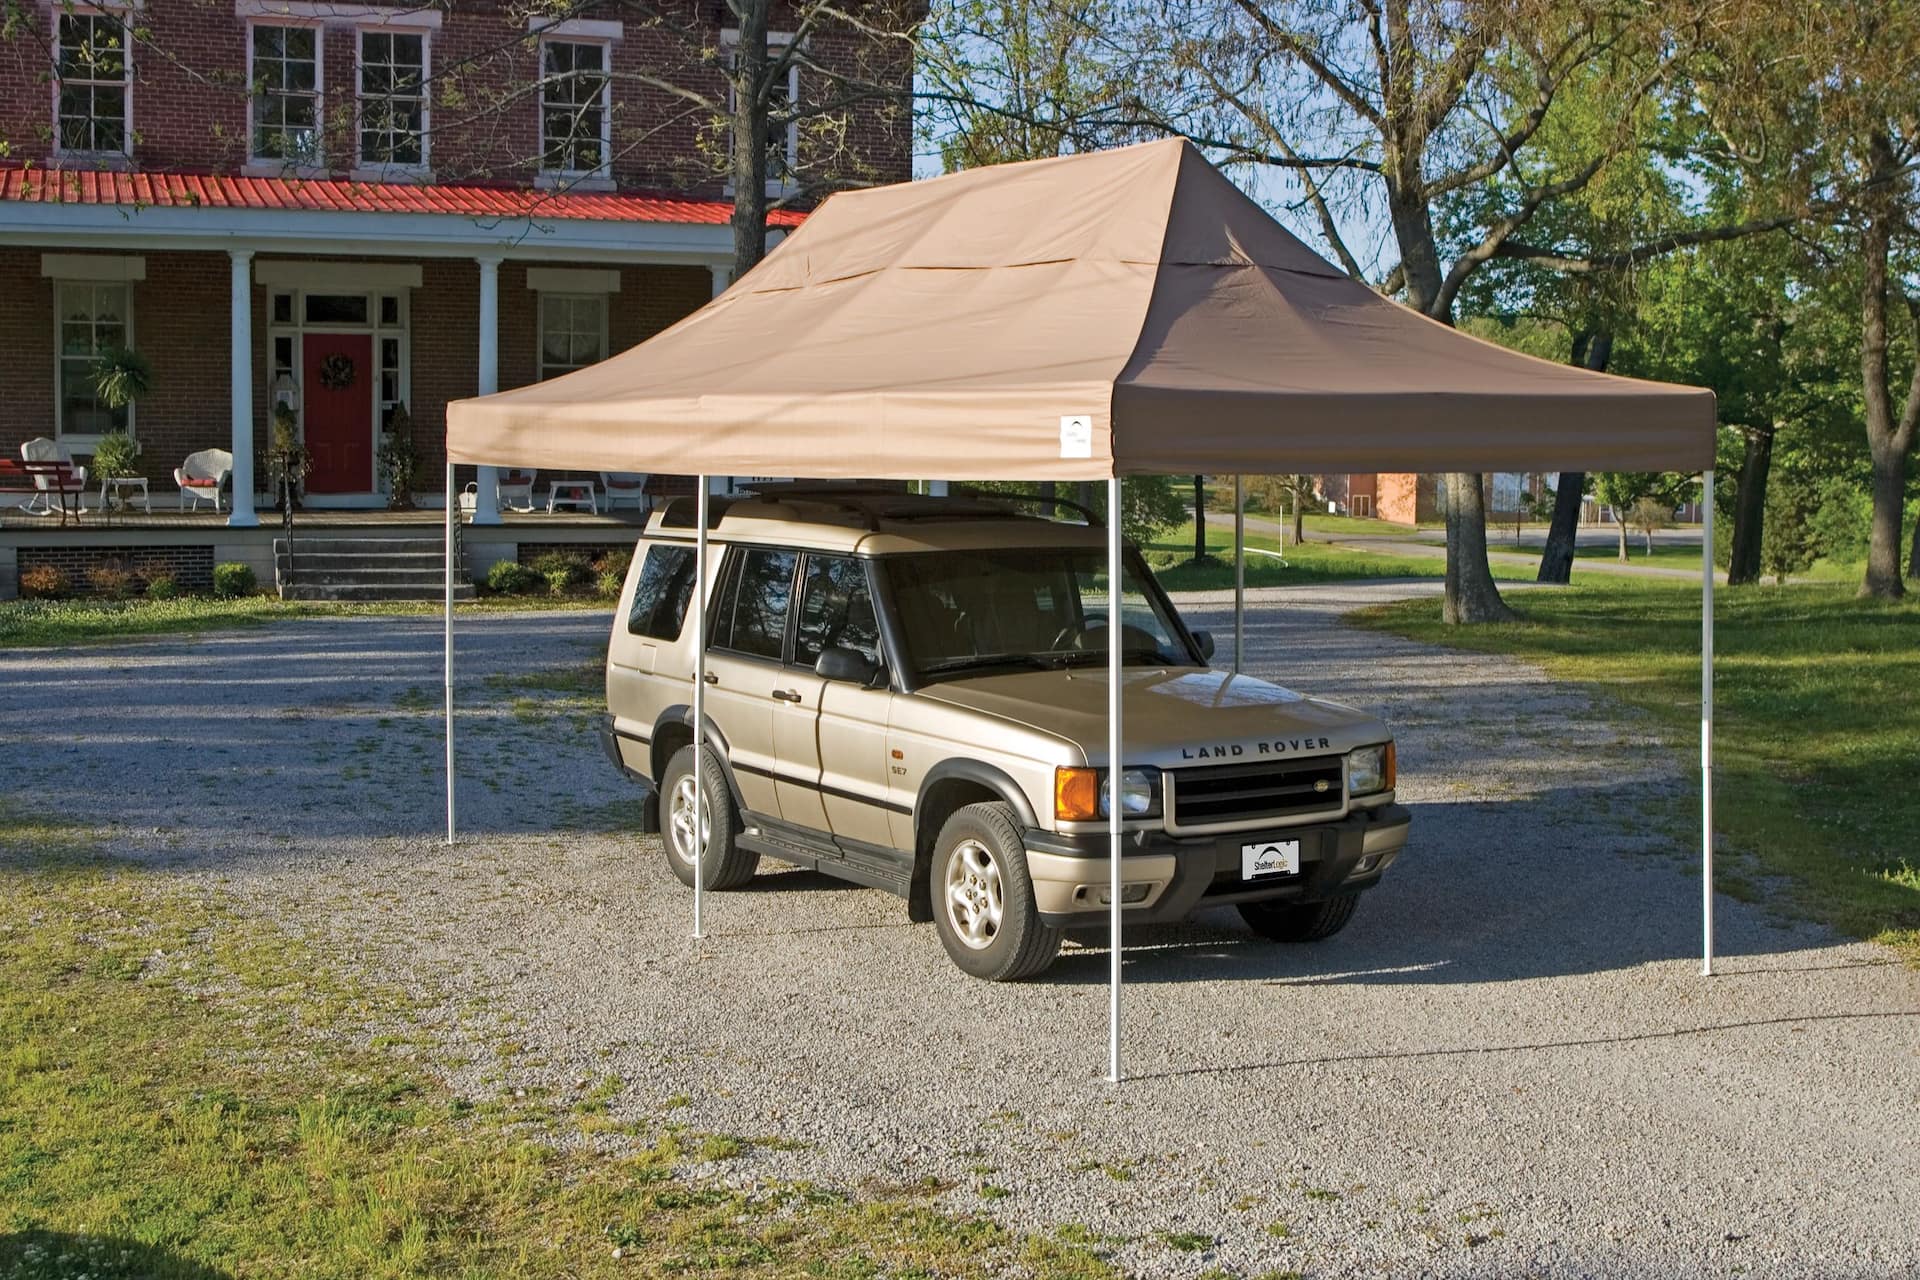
xmin=1204 ymin=511 xmax=1716 ymax=581
xmin=2 ymin=589 xmax=1914 ymax=1279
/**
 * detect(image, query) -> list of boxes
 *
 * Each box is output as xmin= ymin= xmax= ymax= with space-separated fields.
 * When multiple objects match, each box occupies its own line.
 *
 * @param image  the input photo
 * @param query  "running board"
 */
xmin=738 ymin=813 xmax=912 ymax=899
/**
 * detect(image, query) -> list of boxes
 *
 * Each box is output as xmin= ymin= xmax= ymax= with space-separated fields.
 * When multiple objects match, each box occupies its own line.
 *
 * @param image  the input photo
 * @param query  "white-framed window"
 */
xmin=357 ymin=28 xmax=428 ymax=169
xmin=54 ymin=11 xmax=132 ymax=156
xmin=538 ymin=293 xmax=608 ymax=380
xmin=249 ymin=22 xmax=322 ymax=164
xmin=538 ymin=39 xmax=610 ymax=176
xmin=56 ymin=282 xmax=133 ymax=441
xmin=721 ymin=29 xmax=799 ymax=191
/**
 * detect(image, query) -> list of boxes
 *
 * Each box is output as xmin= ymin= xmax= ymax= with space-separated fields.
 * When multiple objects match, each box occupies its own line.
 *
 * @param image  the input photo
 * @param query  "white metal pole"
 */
xmin=1701 ymin=469 xmax=1715 ymax=976
xmin=1107 ymin=475 xmax=1124 ymax=1084
xmin=694 ymin=480 xmax=709 ymax=940
xmin=1233 ymin=475 xmax=1245 ymax=675
xmin=443 ymin=464 xmax=456 ymax=845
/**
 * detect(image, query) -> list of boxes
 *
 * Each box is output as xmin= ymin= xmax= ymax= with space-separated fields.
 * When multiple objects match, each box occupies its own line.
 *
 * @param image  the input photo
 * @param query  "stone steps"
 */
xmin=274 ymin=536 xmax=470 ymax=602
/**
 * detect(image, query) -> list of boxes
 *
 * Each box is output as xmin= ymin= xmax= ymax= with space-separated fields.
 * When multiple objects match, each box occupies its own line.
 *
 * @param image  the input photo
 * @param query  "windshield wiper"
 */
xmin=1050 ymin=648 xmax=1171 ymax=667
xmin=917 ymin=653 xmax=1056 ymax=675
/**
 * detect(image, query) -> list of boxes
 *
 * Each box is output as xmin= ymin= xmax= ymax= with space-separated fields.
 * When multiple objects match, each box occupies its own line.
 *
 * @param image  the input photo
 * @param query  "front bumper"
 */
xmin=1025 ymin=803 xmax=1410 ymax=927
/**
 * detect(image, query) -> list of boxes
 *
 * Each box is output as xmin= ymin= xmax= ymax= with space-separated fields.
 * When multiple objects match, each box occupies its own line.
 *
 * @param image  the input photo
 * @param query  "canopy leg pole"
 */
xmin=694 ymin=479 xmax=709 ymax=941
xmin=443 ymin=463 xmax=456 ymax=846
xmin=1701 ymin=469 xmax=1715 ymax=976
xmin=1233 ymin=475 xmax=1245 ymax=675
xmin=1107 ymin=476 xmax=1124 ymax=1085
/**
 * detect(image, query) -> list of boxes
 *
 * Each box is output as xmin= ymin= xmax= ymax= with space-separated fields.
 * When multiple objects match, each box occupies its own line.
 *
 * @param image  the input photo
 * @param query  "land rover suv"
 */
xmin=601 ymin=485 xmax=1409 ymax=980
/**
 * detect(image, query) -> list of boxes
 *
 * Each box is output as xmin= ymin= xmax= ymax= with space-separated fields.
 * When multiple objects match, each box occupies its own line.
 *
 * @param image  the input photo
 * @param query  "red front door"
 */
xmin=302 ymin=333 xmax=375 ymax=494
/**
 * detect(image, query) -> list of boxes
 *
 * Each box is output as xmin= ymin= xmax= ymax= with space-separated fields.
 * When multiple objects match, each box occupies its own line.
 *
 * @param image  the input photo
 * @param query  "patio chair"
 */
xmin=600 ymin=472 xmax=648 ymax=512
xmin=20 ymin=437 xmax=87 ymax=517
xmin=499 ymin=469 xmax=536 ymax=512
xmin=175 ymin=448 xmax=232 ymax=512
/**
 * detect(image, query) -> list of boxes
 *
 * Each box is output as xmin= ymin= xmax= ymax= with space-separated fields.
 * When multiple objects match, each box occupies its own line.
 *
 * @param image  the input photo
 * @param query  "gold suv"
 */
xmin=602 ymin=486 xmax=1409 ymax=980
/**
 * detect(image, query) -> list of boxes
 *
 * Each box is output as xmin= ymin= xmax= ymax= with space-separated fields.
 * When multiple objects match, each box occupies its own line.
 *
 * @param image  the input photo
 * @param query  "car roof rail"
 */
xmin=947 ymin=485 xmax=1100 ymax=527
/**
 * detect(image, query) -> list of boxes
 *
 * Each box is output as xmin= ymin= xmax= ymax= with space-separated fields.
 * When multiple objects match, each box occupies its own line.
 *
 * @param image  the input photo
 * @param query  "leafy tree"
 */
xmin=1760 ymin=472 xmax=1821 ymax=585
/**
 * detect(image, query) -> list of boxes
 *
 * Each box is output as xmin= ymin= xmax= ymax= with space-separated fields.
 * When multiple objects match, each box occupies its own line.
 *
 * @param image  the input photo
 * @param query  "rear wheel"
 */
xmin=1238 ymin=891 xmax=1359 ymax=943
xmin=930 ymin=803 xmax=1060 ymax=981
xmin=662 ymin=744 xmax=758 ymax=890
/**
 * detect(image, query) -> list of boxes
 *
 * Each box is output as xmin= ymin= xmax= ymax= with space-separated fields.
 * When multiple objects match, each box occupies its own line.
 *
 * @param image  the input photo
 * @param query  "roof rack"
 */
xmin=948 ymin=485 xmax=1099 ymax=526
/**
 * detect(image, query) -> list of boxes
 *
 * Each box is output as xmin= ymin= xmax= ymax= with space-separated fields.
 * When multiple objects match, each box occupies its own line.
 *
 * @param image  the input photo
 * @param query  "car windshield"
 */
xmin=882 ymin=547 xmax=1196 ymax=681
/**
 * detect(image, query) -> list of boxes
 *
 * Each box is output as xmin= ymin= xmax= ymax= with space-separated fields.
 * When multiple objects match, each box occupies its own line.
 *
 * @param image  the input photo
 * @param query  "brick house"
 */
xmin=0 ymin=0 xmax=909 ymax=527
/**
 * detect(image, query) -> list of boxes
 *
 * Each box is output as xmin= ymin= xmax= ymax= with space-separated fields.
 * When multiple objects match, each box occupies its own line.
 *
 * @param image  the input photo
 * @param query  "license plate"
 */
xmin=1241 ymin=839 xmax=1301 ymax=879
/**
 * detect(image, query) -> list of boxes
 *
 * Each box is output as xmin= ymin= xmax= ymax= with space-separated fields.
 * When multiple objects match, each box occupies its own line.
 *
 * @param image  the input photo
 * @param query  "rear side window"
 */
xmin=715 ymin=546 xmax=797 ymax=660
xmin=626 ymin=544 xmax=697 ymax=640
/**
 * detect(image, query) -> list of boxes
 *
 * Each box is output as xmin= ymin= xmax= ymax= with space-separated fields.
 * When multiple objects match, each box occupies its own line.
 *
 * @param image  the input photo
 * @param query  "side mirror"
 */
xmin=816 ymin=645 xmax=881 ymax=686
xmin=1192 ymin=630 xmax=1216 ymax=661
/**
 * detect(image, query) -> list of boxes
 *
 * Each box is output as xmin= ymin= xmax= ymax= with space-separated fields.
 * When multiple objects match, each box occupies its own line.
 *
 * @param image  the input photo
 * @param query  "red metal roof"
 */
xmin=0 ymin=167 xmax=806 ymax=227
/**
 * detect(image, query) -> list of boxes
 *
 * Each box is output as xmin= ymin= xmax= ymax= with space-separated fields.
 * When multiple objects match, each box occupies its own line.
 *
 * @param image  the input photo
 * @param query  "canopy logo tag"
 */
xmin=1059 ymin=414 xmax=1093 ymax=459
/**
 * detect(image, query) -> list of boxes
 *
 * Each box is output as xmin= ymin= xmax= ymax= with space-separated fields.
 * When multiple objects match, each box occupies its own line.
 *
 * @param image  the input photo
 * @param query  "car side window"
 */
xmin=793 ymin=555 xmax=881 ymax=670
xmin=716 ymin=546 xmax=797 ymax=660
xmin=625 ymin=544 xmax=697 ymax=640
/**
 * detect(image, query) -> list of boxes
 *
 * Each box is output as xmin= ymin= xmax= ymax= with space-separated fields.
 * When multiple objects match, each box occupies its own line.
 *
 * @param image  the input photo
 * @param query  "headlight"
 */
xmin=1102 ymin=767 xmax=1161 ymax=818
xmin=1348 ymin=743 xmax=1396 ymax=796
xmin=1054 ymin=766 xmax=1161 ymax=820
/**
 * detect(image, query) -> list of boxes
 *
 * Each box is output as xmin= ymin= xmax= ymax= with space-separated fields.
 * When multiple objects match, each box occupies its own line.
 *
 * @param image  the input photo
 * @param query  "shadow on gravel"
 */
xmin=1121 ymin=1008 xmax=1920 ymax=1083
xmin=1026 ymin=790 xmax=1818 ymax=988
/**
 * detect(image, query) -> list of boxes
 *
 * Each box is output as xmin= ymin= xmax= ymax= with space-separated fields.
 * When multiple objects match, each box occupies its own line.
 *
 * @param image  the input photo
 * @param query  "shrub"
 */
xmin=1807 ymin=478 xmax=1872 ymax=566
xmin=212 ymin=562 xmax=257 ymax=598
xmin=19 ymin=565 xmax=70 ymax=599
xmin=145 ymin=574 xmax=181 ymax=600
xmin=596 ymin=569 xmax=624 ymax=598
xmin=593 ymin=548 xmax=633 ymax=581
xmin=87 ymin=561 xmax=137 ymax=599
xmin=528 ymin=551 xmax=591 ymax=595
xmin=1761 ymin=476 xmax=1820 ymax=585
xmin=485 ymin=560 xmax=541 ymax=595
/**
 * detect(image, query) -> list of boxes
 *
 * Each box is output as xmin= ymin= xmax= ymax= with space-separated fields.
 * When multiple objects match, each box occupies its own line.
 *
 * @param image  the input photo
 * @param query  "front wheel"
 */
xmin=930 ymin=803 xmax=1060 ymax=981
xmin=661 ymin=744 xmax=758 ymax=891
xmin=1238 ymin=891 xmax=1359 ymax=943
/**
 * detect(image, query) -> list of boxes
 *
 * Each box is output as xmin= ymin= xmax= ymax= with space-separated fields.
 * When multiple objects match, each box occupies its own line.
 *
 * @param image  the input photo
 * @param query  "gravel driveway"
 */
xmin=4 ymin=583 xmax=1915 ymax=1279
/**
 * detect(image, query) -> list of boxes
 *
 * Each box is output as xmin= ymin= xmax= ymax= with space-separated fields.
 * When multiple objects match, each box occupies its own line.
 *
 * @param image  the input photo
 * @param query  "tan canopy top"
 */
xmin=448 ymin=139 xmax=1715 ymax=479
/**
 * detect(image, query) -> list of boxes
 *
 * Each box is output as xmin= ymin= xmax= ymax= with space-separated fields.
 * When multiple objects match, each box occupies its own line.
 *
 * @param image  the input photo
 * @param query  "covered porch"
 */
xmin=0 ymin=169 xmax=796 ymax=529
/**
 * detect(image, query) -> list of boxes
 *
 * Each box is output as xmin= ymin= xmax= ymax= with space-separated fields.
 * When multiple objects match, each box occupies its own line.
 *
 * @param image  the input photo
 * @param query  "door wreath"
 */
xmin=318 ymin=353 xmax=357 ymax=391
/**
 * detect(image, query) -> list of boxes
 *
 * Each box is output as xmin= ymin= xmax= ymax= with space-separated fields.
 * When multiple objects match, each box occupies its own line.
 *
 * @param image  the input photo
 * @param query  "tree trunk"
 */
xmin=1193 ymin=475 xmax=1207 ymax=561
xmin=1291 ymin=481 xmax=1305 ymax=545
xmin=1442 ymin=474 xmax=1515 ymax=623
xmin=1909 ymin=503 xmax=1920 ymax=581
xmin=1616 ymin=516 xmax=1628 ymax=562
xmin=1865 ymin=442 xmax=1908 ymax=597
xmin=1537 ymin=333 xmax=1610 ymax=584
xmin=1726 ymin=427 xmax=1773 ymax=586
xmin=1858 ymin=131 xmax=1916 ymax=600
xmin=729 ymin=0 xmax=773 ymax=282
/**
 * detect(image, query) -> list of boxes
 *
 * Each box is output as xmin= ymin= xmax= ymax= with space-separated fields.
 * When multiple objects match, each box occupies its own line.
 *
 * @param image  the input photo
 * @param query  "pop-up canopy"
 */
xmin=447 ymin=138 xmax=1713 ymax=478
xmin=444 ymin=139 xmax=1721 ymax=1083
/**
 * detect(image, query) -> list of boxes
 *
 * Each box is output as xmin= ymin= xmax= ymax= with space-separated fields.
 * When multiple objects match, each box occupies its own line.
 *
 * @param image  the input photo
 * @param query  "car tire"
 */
xmin=661 ymin=744 xmax=759 ymax=891
xmin=1238 ymin=891 xmax=1359 ymax=943
xmin=930 ymin=802 xmax=1061 ymax=981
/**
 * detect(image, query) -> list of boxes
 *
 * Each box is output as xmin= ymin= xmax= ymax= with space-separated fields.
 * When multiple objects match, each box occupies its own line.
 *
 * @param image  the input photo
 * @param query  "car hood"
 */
xmin=913 ymin=667 xmax=1388 ymax=768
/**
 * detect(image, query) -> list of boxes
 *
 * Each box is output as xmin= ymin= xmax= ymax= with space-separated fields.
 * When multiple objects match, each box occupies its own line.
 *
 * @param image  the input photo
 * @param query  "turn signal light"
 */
xmin=1384 ymin=741 xmax=1397 ymax=790
xmin=1054 ymin=767 xmax=1101 ymax=821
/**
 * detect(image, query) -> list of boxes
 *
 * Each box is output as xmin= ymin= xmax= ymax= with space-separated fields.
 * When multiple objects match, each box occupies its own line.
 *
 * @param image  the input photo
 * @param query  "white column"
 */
xmin=470 ymin=255 xmax=503 ymax=525
xmin=693 ymin=479 xmax=709 ymax=939
xmin=226 ymin=249 xmax=258 ymax=528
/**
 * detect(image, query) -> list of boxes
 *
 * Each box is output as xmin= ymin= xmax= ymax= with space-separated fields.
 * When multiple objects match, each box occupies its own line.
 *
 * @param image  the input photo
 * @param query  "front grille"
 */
xmin=1169 ymin=754 xmax=1344 ymax=828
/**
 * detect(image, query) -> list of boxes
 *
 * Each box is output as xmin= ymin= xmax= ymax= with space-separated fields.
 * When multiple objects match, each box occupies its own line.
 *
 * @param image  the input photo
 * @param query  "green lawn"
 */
xmin=1150 ymin=521 xmax=1535 ymax=591
xmin=0 ymin=593 xmax=614 ymax=648
xmin=1353 ymin=581 xmax=1920 ymax=963
xmin=1571 ymin=542 xmax=1703 ymax=567
xmin=0 ymin=819 xmax=1120 ymax=1279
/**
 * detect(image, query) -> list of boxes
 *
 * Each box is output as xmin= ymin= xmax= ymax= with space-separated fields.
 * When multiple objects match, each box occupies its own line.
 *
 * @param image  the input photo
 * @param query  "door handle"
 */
xmin=702 ymin=672 xmax=719 ymax=685
xmin=771 ymin=689 xmax=802 ymax=703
